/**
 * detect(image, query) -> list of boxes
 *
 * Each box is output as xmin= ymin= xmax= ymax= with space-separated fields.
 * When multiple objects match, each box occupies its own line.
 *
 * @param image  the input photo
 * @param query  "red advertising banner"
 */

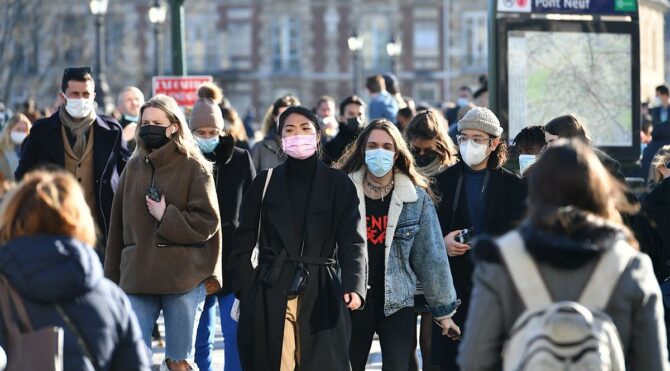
xmin=152 ymin=76 xmax=213 ymax=108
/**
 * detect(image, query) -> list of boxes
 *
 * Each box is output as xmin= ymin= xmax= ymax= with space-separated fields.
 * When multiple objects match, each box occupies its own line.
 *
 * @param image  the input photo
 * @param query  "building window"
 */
xmin=222 ymin=7 xmax=253 ymax=70
xmin=272 ymin=16 xmax=301 ymax=73
xmin=414 ymin=82 xmax=440 ymax=105
xmin=223 ymin=22 xmax=252 ymax=70
xmin=413 ymin=20 xmax=439 ymax=70
xmin=463 ymin=11 xmax=487 ymax=70
xmin=361 ymin=15 xmax=391 ymax=71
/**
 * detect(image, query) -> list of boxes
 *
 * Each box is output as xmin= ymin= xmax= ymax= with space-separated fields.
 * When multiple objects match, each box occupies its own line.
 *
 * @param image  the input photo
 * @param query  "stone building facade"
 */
xmin=2 ymin=0 xmax=668 ymax=114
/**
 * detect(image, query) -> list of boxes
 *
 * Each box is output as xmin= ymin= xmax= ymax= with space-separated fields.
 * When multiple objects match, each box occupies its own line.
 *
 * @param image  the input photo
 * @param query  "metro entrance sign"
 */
xmin=152 ymin=76 xmax=213 ymax=108
xmin=489 ymin=0 xmax=640 ymax=161
xmin=498 ymin=0 xmax=637 ymax=14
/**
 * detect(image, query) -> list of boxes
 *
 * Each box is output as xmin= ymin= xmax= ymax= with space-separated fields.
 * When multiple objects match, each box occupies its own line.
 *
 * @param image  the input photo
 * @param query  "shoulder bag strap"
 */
xmin=55 ymin=303 xmax=100 ymax=371
xmin=0 ymin=275 xmax=33 ymax=333
xmin=251 ymin=168 xmax=273 ymax=269
xmin=449 ymin=171 xmax=464 ymax=231
xmin=578 ymin=239 xmax=637 ymax=309
xmin=497 ymin=230 xmax=553 ymax=311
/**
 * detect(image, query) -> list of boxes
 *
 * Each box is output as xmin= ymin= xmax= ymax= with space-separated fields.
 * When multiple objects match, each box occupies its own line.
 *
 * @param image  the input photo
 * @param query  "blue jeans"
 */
xmin=128 ymin=283 xmax=206 ymax=365
xmin=194 ymin=293 xmax=241 ymax=371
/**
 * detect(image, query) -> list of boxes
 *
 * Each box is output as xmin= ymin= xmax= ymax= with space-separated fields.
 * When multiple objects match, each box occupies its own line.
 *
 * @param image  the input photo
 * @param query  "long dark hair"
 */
xmin=526 ymin=139 xmax=637 ymax=245
xmin=484 ymin=139 xmax=508 ymax=169
xmin=337 ymin=119 xmax=436 ymax=200
xmin=544 ymin=114 xmax=591 ymax=143
xmin=405 ymin=109 xmax=458 ymax=167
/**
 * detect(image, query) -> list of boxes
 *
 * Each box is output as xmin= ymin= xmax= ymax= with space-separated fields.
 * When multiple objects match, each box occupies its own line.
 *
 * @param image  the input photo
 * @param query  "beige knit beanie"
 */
xmin=457 ymin=107 xmax=503 ymax=137
xmin=189 ymin=83 xmax=225 ymax=131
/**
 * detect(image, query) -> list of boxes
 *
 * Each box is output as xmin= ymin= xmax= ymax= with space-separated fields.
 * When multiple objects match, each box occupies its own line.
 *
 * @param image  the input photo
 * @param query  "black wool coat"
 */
xmin=642 ymin=178 xmax=670 ymax=279
xmin=432 ymin=161 xmax=526 ymax=368
xmin=228 ymin=160 xmax=367 ymax=371
xmin=15 ymin=111 xmax=129 ymax=241
xmin=205 ymin=136 xmax=256 ymax=295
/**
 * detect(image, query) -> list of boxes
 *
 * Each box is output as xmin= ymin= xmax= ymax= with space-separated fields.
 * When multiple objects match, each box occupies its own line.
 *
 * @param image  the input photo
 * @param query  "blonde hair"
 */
xmin=220 ymin=105 xmax=249 ymax=142
xmin=648 ymin=145 xmax=670 ymax=189
xmin=0 ymin=170 xmax=97 ymax=246
xmin=135 ymin=94 xmax=213 ymax=173
xmin=0 ymin=113 xmax=31 ymax=153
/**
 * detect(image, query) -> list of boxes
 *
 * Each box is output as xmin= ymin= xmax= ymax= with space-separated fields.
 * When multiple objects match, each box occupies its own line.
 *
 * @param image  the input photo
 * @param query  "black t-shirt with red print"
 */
xmin=365 ymin=194 xmax=391 ymax=297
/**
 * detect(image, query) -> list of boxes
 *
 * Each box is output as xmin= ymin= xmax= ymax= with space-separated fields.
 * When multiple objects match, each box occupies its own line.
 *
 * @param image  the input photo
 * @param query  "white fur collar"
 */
xmin=349 ymin=167 xmax=418 ymax=203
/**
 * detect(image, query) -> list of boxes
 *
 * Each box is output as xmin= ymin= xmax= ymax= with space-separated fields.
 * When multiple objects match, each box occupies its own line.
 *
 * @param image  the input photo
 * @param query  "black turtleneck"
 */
xmin=286 ymin=153 xmax=318 ymax=245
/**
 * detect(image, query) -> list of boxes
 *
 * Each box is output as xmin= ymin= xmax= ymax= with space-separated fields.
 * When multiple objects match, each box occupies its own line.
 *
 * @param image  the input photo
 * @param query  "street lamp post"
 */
xmin=90 ymin=0 xmax=110 ymax=113
xmin=170 ymin=0 xmax=186 ymax=75
xmin=386 ymin=35 xmax=402 ymax=77
xmin=148 ymin=0 xmax=168 ymax=77
xmin=347 ymin=31 xmax=364 ymax=95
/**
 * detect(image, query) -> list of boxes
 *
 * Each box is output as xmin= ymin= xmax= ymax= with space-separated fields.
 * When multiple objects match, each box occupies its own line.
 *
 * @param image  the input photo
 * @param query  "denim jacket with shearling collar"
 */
xmin=349 ymin=168 xmax=459 ymax=318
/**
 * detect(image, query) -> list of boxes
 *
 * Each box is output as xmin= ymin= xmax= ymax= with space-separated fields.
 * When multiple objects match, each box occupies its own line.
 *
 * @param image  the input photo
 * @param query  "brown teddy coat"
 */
xmin=104 ymin=140 xmax=222 ymax=294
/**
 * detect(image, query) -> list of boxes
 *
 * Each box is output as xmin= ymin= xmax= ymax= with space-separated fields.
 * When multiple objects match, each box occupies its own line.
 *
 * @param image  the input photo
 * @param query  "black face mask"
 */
xmin=414 ymin=153 xmax=438 ymax=167
xmin=140 ymin=125 xmax=170 ymax=149
xmin=344 ymin=117 xmax=362 ymax=133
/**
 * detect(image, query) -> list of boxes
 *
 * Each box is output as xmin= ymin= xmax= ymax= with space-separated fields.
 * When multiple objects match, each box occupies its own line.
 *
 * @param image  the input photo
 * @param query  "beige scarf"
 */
xmin=417 ymin=159 xmax=447 ymax=177
xmin=59 ymin=105 xmax=96 ymax=158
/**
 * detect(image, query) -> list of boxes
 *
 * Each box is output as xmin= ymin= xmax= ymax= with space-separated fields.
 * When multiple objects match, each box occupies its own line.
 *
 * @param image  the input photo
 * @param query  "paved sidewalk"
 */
xmin=150 ymin=313 xmax=417 ymax=370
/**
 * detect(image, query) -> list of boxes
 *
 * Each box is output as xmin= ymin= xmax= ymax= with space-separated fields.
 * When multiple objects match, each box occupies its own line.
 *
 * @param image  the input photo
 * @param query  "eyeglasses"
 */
xmin=456 ymin=135 xmax=492 ymax=145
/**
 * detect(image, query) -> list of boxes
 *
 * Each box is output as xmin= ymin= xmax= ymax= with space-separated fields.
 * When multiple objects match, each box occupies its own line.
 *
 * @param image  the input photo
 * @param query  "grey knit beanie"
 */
xmin=457 ymin=107 xmax=503 ymax=137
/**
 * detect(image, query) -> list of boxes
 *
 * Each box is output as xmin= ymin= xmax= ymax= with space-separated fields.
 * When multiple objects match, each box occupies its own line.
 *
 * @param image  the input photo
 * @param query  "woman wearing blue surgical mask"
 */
xmin=0 ymin=113 xmax=31 ymax=181
xmin=338 ymin=119 xmax=461 ymax=371
xmin=433 ymin=107 xmax=526 ymax=370
xmin=189 ymin=84 xmax=256 ymax=371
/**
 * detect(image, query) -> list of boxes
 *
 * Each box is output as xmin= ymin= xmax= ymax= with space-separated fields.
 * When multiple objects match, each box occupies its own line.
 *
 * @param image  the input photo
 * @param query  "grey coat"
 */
xmin=250 ymin=132 xmax=285 ymax=171
xmin=458 ymin=210 xmax=670 ymax=371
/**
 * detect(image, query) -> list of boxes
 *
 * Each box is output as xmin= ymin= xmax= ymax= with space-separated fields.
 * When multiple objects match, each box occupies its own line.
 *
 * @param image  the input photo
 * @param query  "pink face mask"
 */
xmin=282 ymin=134 xmax=318 ymax=160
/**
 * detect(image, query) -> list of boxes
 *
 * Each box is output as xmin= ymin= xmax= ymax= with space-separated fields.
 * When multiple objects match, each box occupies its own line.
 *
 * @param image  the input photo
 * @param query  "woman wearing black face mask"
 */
xmin=105 ymin=94 xmax=222 ymax=371
xmin=406 ymin=109 xmax=458 ymax=179
xmin=403 ymin=108 xmax=458 ymax=371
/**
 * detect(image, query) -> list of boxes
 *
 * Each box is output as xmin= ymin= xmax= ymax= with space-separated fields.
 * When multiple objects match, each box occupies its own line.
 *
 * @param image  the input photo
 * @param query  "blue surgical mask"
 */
xmin=365 ymin=148 xmax=395 ymax=177
xmin=457 ymin=97 xmax=470 ymax=107
xmin=518 ymin=154 xmax=536 ymax=174
xmin=124 ymin=114 xmax=139 ymax=123
xmin=196 ymin=136 xmax=220 ymax=154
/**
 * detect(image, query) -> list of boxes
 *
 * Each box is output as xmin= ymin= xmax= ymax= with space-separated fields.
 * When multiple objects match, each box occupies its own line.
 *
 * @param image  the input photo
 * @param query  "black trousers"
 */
xmin=349 ymin=293 xmax=416 ymax=371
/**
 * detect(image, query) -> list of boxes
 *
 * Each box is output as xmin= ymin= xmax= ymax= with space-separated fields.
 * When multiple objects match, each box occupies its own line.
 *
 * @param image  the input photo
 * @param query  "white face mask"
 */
xmin=65 ymin=97 xmax=94 ymax=118
xmin=459 ymin=140 xmax=489 ymax=168
xmin=518 ymin=154 xmax=536 ymax=174
xmin=457 ymin=97 xmax=470 ymax=107
xmin=10 ymin=131 xmax=27 ymax=145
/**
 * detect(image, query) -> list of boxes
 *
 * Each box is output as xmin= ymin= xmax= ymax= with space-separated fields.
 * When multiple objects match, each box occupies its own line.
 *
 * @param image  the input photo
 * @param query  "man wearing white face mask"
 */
xmin=15 ymin=67 xmax=129 ymax=249
xmin=432 ymin=107 xmax=526 ymax=370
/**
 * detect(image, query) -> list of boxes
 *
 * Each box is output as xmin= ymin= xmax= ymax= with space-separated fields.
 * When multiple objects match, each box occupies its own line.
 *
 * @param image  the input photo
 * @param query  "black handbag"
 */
xmin=288 ymin=235 xmax=310 ymax=296
xmin=288 ymin=262 xmax=310 ymax=297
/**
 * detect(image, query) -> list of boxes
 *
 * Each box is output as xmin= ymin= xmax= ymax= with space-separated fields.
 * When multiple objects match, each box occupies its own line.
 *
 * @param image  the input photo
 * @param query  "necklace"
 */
xmin=365 ymin=175 xmax=394 ymax=201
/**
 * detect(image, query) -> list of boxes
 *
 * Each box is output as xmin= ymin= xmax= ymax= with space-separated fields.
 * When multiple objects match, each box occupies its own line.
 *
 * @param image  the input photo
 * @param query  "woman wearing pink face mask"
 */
xmin=228 ymin=105 xmax=367 ymax=371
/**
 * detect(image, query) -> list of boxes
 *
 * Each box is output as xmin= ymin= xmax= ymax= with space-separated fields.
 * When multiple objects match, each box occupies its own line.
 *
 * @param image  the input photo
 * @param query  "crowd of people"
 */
xmin=0 ymin=65 xmax=668 ymax=371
